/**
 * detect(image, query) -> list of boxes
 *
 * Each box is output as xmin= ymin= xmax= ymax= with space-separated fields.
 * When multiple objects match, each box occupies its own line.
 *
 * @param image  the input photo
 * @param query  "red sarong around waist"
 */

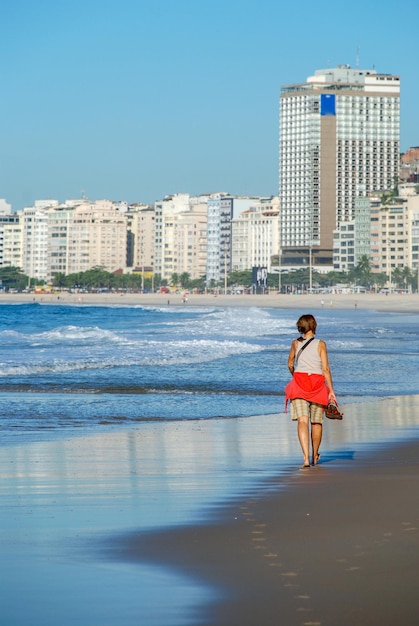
xmin=284 ymin=372 xmax=329 ymax=412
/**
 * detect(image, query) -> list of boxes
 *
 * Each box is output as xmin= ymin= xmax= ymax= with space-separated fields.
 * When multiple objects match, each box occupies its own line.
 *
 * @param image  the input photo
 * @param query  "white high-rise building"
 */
xmin=65 ymin=200 xmax=128 ymax=276
xmin=1 ymin=215 xmax=21 ymax=269
xmin=206 ymin=195 xmax=260 ymax=285
xmin=279 ymin=65 xmax=400 ymax=267
xmin=231 ymin=197 xmax=280 ymax=272
xmin=153 ymin=193 xmax=209 ymax=281
xmin=21 ymin=204 xmax=52 ymax=281
xmin=153 ymin=194 xmax=191 ymax=278
xmin=0 ymin=198 xmax=17 ymax=268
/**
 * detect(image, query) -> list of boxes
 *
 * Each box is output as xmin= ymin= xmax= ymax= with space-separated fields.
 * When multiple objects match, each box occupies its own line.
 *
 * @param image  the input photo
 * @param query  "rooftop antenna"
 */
xmin=356 ymin=45 xmax=360 ymax=69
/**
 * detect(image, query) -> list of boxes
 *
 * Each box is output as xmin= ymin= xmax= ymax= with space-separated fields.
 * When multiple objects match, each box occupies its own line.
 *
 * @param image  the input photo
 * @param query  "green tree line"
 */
xmin=0 ymin=256 xmax=417 ymax=292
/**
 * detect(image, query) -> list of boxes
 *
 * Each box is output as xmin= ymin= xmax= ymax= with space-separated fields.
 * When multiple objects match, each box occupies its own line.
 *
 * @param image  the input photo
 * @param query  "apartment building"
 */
xmin=2 ymin=199 xmax=129 ymax=283
xmin=0 ymin=200 xmax=16 ymax=267
xmin=126 ymin=204 xmax=155 ymax=270
xmin=401 ymin=147 xmax=419 ymax=183
xmin=332 ymin=221 xmax=355 ymax=272
xmin=66 ymin=200 xmax=128 ymax=276
xmin=205 ymin=194 xmax=228 ymax=284
xmin=376 ymin=200 xmax=410 ymax=280
xmin=206 ymin=195 xmax=260 ymax=284
xmin=48 ymin=203 xmax=74 ymax=279
xmin=21 ymin=201 xmax=58 ymax=281
xmin=154 ymin=194 xmax=190 ymax=278
xmin=231 ymin=197 xmax=280 ymax=272
xmin=172 ymin=200 xmax=207 ymax=280
xmin=1 ymin=215 xmax=21 ymax=269
xmin=354 ymin=196 xmax=378 ymax=263
xmin=410 ymin=199 xmax=419 ymax=273
xmin=333 ymin=196 xmax=381 ymax=271
xmin=333 ymin=191 xmax=419 ymax=285
xmin=153 ymin=193 xmax=210 ymax=280
xmin=280 ymin=65 xmax=400 ymax=267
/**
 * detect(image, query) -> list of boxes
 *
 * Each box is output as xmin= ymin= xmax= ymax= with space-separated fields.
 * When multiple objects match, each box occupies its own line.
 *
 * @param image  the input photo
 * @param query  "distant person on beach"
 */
xmin=285 ymin=314 xmax=336 ymax=468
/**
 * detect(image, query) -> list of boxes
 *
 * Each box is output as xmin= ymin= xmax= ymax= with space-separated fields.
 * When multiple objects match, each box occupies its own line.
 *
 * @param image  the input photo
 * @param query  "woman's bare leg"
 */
xmin=297 ymin=416 xmax=310 ymax=466
xmin=311 ymin=423 xmax=322 ymax=465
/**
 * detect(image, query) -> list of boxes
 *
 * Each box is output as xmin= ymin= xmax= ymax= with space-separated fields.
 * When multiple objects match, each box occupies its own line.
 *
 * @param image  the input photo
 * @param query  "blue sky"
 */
xmin=0 ymin=0 xmax=417 ymax=211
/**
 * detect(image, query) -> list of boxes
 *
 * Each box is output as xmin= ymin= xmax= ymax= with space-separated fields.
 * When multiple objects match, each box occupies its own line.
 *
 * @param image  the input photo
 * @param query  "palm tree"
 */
xmin=179 ymin=272 xmax=191 ymax=289
xmin=52 ymin=272 xmax=68 ymax=289
xmin=352 ymin=255 xmax=372 ymax=288
xmin=402 ymin=266 xmax=413 ymax=292
xmin=0 ymin=266 xmax=29 ymax=291
xmin=392 ymin=267 xmax=403 ymax=289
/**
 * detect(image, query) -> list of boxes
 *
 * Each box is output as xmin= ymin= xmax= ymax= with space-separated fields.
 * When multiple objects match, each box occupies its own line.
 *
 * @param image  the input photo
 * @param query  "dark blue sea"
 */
xmin=1 ymin=301 xmax=418 ymax=436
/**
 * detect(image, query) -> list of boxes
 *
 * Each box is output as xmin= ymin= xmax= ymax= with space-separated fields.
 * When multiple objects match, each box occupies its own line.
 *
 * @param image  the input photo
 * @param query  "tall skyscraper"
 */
xmin=279 ymin=65 xmax=400 ymax=267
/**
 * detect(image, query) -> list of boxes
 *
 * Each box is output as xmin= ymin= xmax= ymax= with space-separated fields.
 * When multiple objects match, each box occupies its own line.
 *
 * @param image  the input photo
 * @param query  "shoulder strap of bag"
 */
xmin=295 ymin=337 xmax=315 ymax=364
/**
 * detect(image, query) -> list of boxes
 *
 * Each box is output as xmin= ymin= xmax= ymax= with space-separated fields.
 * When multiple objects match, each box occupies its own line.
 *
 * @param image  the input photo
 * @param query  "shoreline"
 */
xmin=119 ymin=436 xmax=419 ymax=626
xmin=2 ymin=395 xmax=419 ymax=625
xmin=1 ymin=290 xmax=419 ymax=313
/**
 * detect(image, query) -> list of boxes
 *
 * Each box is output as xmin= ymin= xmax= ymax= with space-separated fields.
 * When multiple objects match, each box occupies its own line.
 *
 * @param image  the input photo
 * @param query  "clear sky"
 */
xmin=1 ymin=0 xmax=417 ymax=211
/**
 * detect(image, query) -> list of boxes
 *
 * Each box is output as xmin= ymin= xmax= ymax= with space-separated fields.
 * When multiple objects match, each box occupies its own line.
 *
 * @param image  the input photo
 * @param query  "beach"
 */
xmin=123 ymin=432 xmax=419 ymax=626
xmin=2 ymin=289 xmax=419 ymax=313
xmin=2 ymin=396 xmax=419 ymax=625
xmin=1 ymin=295 xmax=419 ymax=625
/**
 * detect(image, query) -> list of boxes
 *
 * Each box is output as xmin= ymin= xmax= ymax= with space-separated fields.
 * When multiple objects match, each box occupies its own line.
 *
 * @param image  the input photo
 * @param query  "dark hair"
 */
xmin=297 ymin=314 xmax=317 ymax=335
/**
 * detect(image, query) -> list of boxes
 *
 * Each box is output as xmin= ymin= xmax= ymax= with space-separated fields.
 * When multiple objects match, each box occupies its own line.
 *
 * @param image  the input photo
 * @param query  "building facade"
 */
xmin=205 ymin=196 xmax=260 ymax=285
xmin=65 ymin=200 xmax=128 ymax=277
xmin=332 ymin=190 xmax=419 ymax=288
xmin=2 ymin=199 xmax=129 ymax=283
xmin=21 ymin=202 xmax=54 ymax=281
xmin=126 ymin=204 xmax=155 ymax=270
xmin=231 ymin=197 xmax=280 ymax=272
xmin=205 ymin=195 xmax=227 ymax=285
xmin=0 ymin=215 xmax=21 ymax=269
xmin=279 ymin=65 xmax=400 ymax=267
xmin=153 ymin=194 xmax=210 ymax=281
xmin=401 ymin=147 xmax=419 ymax=183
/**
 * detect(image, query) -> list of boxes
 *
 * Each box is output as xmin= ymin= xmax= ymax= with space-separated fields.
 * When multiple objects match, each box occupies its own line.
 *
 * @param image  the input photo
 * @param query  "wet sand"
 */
xmin=2 ymin=290 xmax=419 ymax=313
xmin=106 ymin=394 xmax=419 ymax=625
xmin=2 ymin=397 xmax=419 ymax=625
xmin=117 ymin=435 xmax=419 ymax=626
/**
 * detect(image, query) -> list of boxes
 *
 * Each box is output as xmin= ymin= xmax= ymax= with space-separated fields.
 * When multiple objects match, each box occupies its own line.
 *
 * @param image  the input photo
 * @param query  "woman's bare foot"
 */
xmin=312 ymin=453 xmax=320 ymax=466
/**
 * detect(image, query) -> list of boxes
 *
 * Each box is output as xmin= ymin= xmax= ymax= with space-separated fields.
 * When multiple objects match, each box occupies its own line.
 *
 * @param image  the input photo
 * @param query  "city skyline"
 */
xmin=1 ymin=0 xmax=418 ymax=212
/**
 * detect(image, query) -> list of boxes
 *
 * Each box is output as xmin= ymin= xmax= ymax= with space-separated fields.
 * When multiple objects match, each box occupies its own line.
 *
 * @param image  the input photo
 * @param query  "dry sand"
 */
xmin=2 ymin=290 xmax=419 ymax=313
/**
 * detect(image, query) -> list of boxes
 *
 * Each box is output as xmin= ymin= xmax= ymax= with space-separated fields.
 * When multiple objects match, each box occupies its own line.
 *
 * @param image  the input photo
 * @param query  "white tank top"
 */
xmin=294 ymin=338 xmax=322 ymax=374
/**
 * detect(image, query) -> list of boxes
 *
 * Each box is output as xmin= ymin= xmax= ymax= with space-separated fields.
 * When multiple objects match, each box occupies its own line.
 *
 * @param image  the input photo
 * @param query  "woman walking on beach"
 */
xmin=285 ymin=314 xmax=336 ymax=468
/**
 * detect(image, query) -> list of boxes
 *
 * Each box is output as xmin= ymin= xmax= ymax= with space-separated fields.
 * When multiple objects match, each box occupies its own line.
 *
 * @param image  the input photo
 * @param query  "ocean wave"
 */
xmin=139 ymin=305 xmax=219 ymax=314
xmin=164 ymin=306 xmax=292 ymax=339
xmin=0 ymin=338 xmax=267 ymax=376
xmin=328 ymin=339 xmax=364 ymax=349
xmin=0 ymin=325 xmax=128 ymax=346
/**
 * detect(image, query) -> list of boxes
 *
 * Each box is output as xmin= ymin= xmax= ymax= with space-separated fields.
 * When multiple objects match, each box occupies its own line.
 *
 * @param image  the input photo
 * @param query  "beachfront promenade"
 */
xmin=2 ymin=289 xmax=419 ymax=313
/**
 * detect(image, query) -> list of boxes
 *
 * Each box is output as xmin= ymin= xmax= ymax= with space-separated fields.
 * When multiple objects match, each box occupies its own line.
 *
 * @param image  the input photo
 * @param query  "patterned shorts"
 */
xmin=290 ymin=398 xmax=324 ymax=423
